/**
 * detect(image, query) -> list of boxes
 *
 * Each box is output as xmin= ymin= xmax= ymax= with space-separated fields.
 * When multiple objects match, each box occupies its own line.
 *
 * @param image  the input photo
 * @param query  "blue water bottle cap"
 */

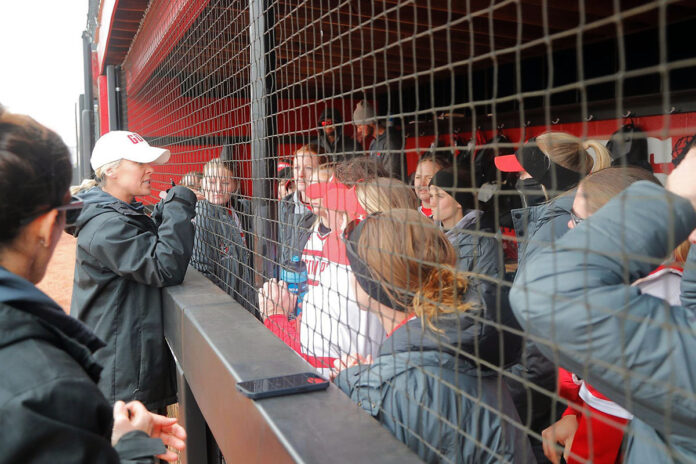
xmin=292 ymin=255 xmax=301 ymax=262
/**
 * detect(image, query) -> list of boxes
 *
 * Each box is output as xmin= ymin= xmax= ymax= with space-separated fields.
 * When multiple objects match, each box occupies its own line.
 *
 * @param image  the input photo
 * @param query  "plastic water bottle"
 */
xmin=280 ymin=256 xmax=308 ymax=318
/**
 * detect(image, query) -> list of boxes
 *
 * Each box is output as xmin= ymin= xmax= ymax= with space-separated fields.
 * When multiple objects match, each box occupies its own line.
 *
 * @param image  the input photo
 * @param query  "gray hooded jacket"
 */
xmin=445 ymin=211 xmax=502 ymax=279
xmin=336 ymin=285 xmax=530 ymax=464
xmin=277 ymin=191 xmax=315 ymax=272
xmin=71 ymin=186 xmax=196 ymax=410
xmin=511 ymin=181 xmax=696 ymax=463
xmin=191 ymin=199 xmax=257 ymax=315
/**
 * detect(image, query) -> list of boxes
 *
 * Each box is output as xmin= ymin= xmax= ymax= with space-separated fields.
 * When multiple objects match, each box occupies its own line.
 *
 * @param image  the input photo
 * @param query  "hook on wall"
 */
xmin=623 ymin=110 xmax=633 ymax=118
xmin=585 ymin=114 xmax=594 ymax=122
xmin=551 ymin=118 xmax=560 ymax=125
xmin=524 ymin=120 xmax=532 ymax=127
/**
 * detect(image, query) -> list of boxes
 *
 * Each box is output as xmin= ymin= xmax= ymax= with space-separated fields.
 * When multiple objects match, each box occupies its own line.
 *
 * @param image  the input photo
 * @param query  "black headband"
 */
xmin=343 ymin=216 xmax=407 ymax=311
xmin=517 ymin=141 xmax=583 ymax=191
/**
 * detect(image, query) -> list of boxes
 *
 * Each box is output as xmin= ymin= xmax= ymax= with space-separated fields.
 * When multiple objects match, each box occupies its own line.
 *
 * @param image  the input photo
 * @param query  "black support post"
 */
xmin=81 ymin=31 xmax=94 ymax=181
xmin=249 ymin=0 xmax=278 ymax=284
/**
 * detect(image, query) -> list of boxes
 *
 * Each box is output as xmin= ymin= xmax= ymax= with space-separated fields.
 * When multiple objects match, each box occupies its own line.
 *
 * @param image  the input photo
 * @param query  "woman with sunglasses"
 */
xmin=0 ymin=108 xmax=185 ymax=462
xmin=70 ymin=131 xmax=197 ymax=412
xmin=331 ymin=209 xmax=529 ymax=463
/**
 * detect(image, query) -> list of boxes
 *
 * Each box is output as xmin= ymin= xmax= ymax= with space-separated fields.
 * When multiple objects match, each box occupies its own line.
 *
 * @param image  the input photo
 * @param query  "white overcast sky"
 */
xmin=0 ymin=2 xmax=88 ymax=155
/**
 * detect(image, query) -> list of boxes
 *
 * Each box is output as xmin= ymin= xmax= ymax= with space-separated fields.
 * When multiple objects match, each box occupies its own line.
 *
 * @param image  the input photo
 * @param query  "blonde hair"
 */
xmin=536 ymin=131 xmax=612 ymax=174
xmin=70 ymin=160 xmax=122 ymax=195
xmin=356 ymin=209 xmax=473 ymax=331
xmin=355 ymin=177 xmax=419 ymax=214
xmin=181 ymin=171 xmax=203 ymax=189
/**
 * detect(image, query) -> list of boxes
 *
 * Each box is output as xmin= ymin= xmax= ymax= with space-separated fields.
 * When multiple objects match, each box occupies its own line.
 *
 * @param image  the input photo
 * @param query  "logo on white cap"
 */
xmin=90 ymin=131 xmax=171 ymax=171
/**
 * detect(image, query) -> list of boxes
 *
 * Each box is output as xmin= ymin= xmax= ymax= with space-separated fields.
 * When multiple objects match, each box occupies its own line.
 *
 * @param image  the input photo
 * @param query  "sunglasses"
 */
xmin=569 ymin=209 xmax=584 ymax=226
xmin=19 ymin=198 xmax=84 ymax=227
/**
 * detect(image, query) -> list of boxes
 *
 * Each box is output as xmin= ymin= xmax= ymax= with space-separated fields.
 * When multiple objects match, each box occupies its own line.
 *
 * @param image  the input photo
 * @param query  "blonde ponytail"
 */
xmin=69 ymin=160 xmax=121 ymax=195
xmin=584 ymin=140 xmax=612 ymax=172
xmin=70 ymin=179 xmax=98 ymax=195
xmin=412 ymin=266 xmax=473 ymax=333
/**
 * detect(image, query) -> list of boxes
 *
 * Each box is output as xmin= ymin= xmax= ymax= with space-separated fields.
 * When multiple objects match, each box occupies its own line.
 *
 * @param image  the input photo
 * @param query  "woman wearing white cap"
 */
xmin=70 ymin=131 xmax=197 ymax=411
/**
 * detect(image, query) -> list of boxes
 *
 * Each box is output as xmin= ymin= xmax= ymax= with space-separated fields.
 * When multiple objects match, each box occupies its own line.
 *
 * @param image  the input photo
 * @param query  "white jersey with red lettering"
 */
xmin=299 ymin=227 xmax=386 ymax=376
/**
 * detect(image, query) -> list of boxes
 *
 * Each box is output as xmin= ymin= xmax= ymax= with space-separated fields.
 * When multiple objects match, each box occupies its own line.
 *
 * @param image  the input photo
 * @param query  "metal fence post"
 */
xmin=249 ymin=0 xmax=277 ymax=285
xmin=81 ymin=31 xmax=94 ymax=181
xmin=106 ymin=65 xmax=121 ymax=131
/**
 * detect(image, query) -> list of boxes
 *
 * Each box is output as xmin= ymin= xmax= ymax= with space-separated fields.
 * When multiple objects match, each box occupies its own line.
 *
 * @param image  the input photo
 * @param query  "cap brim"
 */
xmin=324 ymin=187 xmax=368 ymax=219
xmin=305 ymin=181 xmax=340 ymax=199
xmin=123 ymin=147 xmax=171 ymax=166
xmin=494 ymin=154 xmax=525 ymax=172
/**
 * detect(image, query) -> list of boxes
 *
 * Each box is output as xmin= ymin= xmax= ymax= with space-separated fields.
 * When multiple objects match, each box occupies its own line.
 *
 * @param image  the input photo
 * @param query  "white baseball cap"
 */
xmin=90 ymin=131 xmax=171 ymax=170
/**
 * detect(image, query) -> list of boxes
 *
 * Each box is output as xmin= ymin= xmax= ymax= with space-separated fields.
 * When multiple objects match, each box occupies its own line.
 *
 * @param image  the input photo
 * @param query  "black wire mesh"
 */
xmin=121 ymin=1 xmax=696 ymax=462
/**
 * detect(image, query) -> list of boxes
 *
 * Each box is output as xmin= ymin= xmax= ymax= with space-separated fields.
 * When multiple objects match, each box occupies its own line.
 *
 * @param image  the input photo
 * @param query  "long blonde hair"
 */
xmin=355 ymin=177 xmax=419 ymax=214
xmin=70 ymin=160 xmax=122 ymax=195
xmin=356 ymin=209 xmax=472 ymax=331
xmin=536 ymin=131 xmax=612 ymax=174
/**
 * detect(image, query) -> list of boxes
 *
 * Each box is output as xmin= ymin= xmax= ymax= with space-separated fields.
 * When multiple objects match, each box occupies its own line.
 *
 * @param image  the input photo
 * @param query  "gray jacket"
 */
xmin=71 ymin=186 xmax=196 ymax=410
xmin=369 ymin=126 xmax=405 ymax=180
xmin=511 ymin=191 xmax=575 ymax=271
xmin=511 ymin=181 xmax=696 ymax=463
xmin=191 ymin=199 xmax=257 ymax=316
xmin=336 ymin=285 xmax=529 ymax=464
xmin=445 ymin=211 xmax=501 ymax=279
xmin=277 ymin=192 xmax=315 ymax=272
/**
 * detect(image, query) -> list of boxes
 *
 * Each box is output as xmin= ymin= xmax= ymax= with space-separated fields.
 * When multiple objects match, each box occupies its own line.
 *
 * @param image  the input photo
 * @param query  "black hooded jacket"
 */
xmin=71 ymin=186 xmax=196 ymax=410
xmin=0 ymin=267 xmax=165 ymax=463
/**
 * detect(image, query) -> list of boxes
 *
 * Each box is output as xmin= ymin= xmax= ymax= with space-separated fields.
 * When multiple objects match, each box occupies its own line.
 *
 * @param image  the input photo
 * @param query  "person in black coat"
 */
xmin=71 ymin=131 xmax=197 ymax=411
xmin=0 ymin=107 xmax=185 ymax=462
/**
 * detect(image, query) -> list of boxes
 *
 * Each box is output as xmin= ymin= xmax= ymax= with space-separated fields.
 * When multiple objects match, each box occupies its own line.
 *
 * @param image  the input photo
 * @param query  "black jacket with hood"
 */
xmin=71 ymin=186 xmax=196 ymax=410
xmin=0 ymin=267 xmax=165 ymax=463
xmin=336 ymin=284 xmax=531 ymax=463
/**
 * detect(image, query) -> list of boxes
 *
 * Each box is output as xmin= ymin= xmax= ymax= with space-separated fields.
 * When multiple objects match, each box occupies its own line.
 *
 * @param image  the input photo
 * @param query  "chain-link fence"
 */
xmin=118 ymin=1 xmax=696 ymax=462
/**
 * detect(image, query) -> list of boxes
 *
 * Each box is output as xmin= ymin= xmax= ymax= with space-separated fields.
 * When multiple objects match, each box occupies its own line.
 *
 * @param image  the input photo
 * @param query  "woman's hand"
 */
xmin=330 ymin=353 xmax=373 ymax=380
xmin=112 ymin=400 xmax=152 ymax=446
xmin=111 ymin=401 xmax=187 ymax=462
xmin=541 ymin=414 xmax=579 ymax=464
xmin=258 ymin=278 xmax=297 ymax=319
xmin=141 ymin=406 xmax=187 ymax=462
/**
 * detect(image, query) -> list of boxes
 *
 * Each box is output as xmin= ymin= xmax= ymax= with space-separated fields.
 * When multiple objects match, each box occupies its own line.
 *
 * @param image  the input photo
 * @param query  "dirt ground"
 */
xmin=37 ymin=233 xmax=77 ymax=314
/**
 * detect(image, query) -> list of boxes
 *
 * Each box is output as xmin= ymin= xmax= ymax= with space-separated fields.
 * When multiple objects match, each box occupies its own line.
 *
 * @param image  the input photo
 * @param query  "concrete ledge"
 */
xmin=163 ymin=267 xmax=421 ymax=463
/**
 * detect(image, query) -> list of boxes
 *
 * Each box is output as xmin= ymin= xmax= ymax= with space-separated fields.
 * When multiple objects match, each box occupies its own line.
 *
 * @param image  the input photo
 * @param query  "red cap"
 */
xmin=324 ymin=186 xmax=368 ymax=221
xmin=305 ymin=180 xmax=367 ymax=221
xmin=494 ymin=154 xmax=525 ymax=172
xmin=305 ymin=180 xmax=340 ymax=199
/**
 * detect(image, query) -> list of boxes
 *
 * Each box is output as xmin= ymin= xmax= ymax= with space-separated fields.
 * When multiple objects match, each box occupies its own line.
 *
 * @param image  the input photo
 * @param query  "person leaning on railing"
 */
xmin=70 ymin=130 xmax=197 ymax=412
xmin=191 ymin=157 xmax=257 ymax=317
xmin=331 ymin=209 xmax=531 ymax=464
xmin=511 ymin=144 xmax=696 ymax=463
xmin=0 ymin=107 xmax=185 ymax=463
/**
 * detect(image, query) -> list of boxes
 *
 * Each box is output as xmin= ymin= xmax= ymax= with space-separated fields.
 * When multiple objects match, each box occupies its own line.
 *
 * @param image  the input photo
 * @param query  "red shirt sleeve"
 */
xmin=264 ymin=315 xmax=302 ymax=354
